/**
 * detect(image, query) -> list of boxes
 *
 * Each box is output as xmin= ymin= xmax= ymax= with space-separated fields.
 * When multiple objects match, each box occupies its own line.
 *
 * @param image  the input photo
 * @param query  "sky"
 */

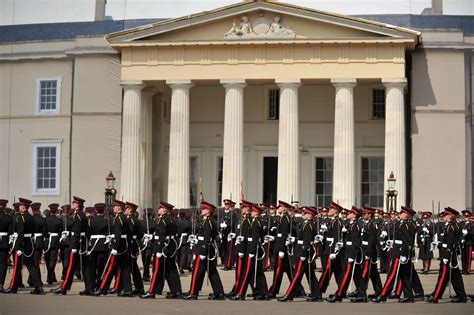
xmin=0 ymin=0 xmax=473 ymax=25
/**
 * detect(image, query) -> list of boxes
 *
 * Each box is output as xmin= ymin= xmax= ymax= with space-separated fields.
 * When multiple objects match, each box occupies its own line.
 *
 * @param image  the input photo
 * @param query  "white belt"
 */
xmin=165 ymin=236 xmax=175 ymax=240
xmin=62 ymin=231 xmax=70 ymax=236
xmin=326 ymin=237 xmax=334 ymax=242
xmin=197 ymin=236 xmax=205 ymax=241
xmin=71 ymin=232 xmax=86 ymax=236
xmin=442 ymin=243 xmax=448 ymax=248
xmin=24 ymin=233 xmax=32 ymax=237
xmin=394 ymin=240 xmax=403 ymax=245
xmin=277 ymin=233 xmax=282 ymax=237
xmin=181 ymin=233 xmax=188 ymax=236
xmin=247 ymin=237 xmax=253 ymax=241
xmin=0 ymin=232 xmax=8 ymax=237
xmin=34 ymin=233 xmax=43 ymax=237
xmin=49 ymin=232 xmax=59 ymax=237
xmin=297 ymin=240 xmax=304 ymax=245
xmin=362 ymin=241 xmax=368 ymax=245
xmin=346 ymin=241 xmax=353 ymax=246
xmin=120 ymin=235 xmax=127 ymax=239
xmin=133 ymin=235 xmax=137 ymax=240
xmin=90 ymin=235 xmax=106 ymax=239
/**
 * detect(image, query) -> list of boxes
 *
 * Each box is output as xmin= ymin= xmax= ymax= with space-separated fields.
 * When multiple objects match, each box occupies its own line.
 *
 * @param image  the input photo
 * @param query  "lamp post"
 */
xmin=385 ymin=171 xmax=398 ymax=212
xmin=105 ymin=171 xmax=116 ymax=213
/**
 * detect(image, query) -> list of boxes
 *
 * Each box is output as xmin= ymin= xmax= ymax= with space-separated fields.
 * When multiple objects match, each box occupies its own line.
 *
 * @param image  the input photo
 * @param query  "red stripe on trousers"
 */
xmin=434 ymin=263 xmax=447 ymax=300
xmin=271 ymin=256 xmax=282 ymax=293
xmin=319 ymin=256 xmax=331 ymax=288
xmin=265 ymin=242 xmax=271 ymax=268
xmin=149 ymin=257 xmax=160 ymax=292
xmin=234 ymin=257 xmax=243 ymax=291
xmin=9 ymin=252 xmax=19 ymax=289
xmin=238 ymin=256 xmax=253 ymax=296
xmin=190 ymin=257 xmax=201 ymax=295
xmin=337 ymin=262 xmax=352 ymax=297
xmin=362 ymin=260 xmax=369 ymax=279
xmin=381 ymin=257 xmax=399 ymax=296
xmin=114 ymin=268 xmax=121 ymax=289
xmin=396 ymin=279 xmax=402 ymax=296
xmin=100 ymin=255 xmax=115 ymax=289
xmin=286 ymin=259 xmax=303 ymax=296
xmin=468 ymin=245 xmax=472 ymax=273
xmin=227 ymin=240 xmax=233 ymax=268
xmin=61 ymin=251 xmax=75 ymax=289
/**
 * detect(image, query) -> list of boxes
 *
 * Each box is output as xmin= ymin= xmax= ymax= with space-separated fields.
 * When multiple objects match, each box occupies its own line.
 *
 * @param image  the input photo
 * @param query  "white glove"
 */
xmin=431 ymin=241 xmax=439 ymax=247
xmin=314 ymin=235 xmax=324 ymax=243
xmin=400 ymin=256 xmax=407 ymax=263
xmin=365 ymin=256 xmax=370 ymax=260
xmin=61 ymin=231 xmax=69 ymax=238
xmin=462 ymin=229 xmax=468 ymax=236
xmin=380 ymin=231 xmax=388 ymax=238
xmin=110 ymin=249 xmax=117 ymax=255
xmin=422 ymin=227 xmax=429 ymax=233
xmin=238 ymin=252 xmax=244 ymax=258
xmin=143 ymin=234 xmax=153 ymax=242
xmin=335 ymin=241 xmax=343 ymax=249
xmin=320 ymin=224 xmax=327 ymax=232
xmin=329 ymin=253 xmax=337 ymax=260
xmin=348 ymin=258 xmax=355 ymax=263
xmin=236 ymin=236 xmax=244 ymax=242
xmin=385 ymin=240 xmax=393 ymax=247
xmin=228 ymin=233 xmax=236 ymax=239
xmin=192 ymin=238 xmax=198 ymax=245
xmin=442 ymin=258 xmax=448 ymax=264
xmin=264 ymin=235 xmax=275 ymax=242
xmin=17 ymin=250 xmax=22 ymax=256
xmin=71 ymin=249 xmax=78 ymax=254
xmin=199 ymin=255 xmax=206 ymax=260
xmin=249 ymin=254 xmax=255 ymax=258
xmin=220 ymin=222 xmax=227 ymax=228
xmin=278 ymin=251 xmax=285 ymax=258
xmin=300 ymin=256 xmax=306 ymax=261
xmin=290 ymin=236 xmax=295 ymax=242
xmin=270 ymin=227 xmax=277 ymax=232
xmin=156 ymin=252 xmax=163 ymax=258
xmin=342 ymin=227 xmax=347 ymax=233
xmin=105 ymin=235 xmax=113 ymax=244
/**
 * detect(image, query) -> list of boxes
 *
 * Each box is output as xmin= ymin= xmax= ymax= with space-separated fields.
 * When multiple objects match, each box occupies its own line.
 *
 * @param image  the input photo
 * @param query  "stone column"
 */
xmin=383 ymin=78 xmax=407 ymax=210
xmin=166 ymin=80 xmax=193 ymax=208
xmin=276 ymin=79 xmax=301 ymax=203
xmin=120 ymin=81 xmax=143 ymax=204
xmin=331 ymin=78 xmax=356 ymax=209
xmin=220 ymin=79 xmax=246 ymax=205
xmin=140 ymin=87 xmax=157 ymax=208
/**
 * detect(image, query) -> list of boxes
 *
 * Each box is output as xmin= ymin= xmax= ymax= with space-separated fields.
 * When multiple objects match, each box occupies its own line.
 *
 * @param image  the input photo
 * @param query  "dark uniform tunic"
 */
xmin=269 ymin=212 xmax=293 ymax=296
xmin=319 ymin=216 xmax=344 ymax=293
xmin=0 ymin=209 xmax=13 ymax=289
xmin=139 ymin=215 xmax=155 ymax=280
xmin=360 ymin=218 xmax=382 ymax=296
xmin=86 ymin=214 xmax=109 ymax=290
xmin=44 ymin=213 xmax=62 ymax=284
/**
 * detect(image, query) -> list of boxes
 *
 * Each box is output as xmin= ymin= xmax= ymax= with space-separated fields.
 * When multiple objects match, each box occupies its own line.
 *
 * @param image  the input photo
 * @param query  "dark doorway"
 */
xmin=263 ymin=157 xmax=278 ymax=205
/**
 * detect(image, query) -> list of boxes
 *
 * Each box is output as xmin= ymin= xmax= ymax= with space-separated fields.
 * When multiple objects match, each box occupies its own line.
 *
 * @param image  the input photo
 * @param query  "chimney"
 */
xmin=431 ymin=0 xmax=443 ymax=15
xmin=95 ymin=0 xmax=106 ymax=21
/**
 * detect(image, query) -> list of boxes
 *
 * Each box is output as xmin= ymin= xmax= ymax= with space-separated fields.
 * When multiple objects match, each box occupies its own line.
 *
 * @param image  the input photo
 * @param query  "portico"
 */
xmin=106 ymin=1 xmax=420 ymax=210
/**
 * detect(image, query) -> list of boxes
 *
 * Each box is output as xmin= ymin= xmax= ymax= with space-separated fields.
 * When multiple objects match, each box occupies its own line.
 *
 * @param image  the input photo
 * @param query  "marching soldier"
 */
xmin=426 ymin=207 xmax=467 ymax=303
xmin=5 ymin=198 xmax=44 ymax=294
xmin=230 ymin=203 xmax=269 ymax=300
xmin=125 ymin=202 xmax=145 ymax=296
xmin=460 ymin=210 xmax=472 ymax=274
xmin=278 ymin=206 xmax=322 ymax=302
xmin=58 ymin=204 xmax=72 ymax=282
xmin=44 ymin=203 xmax=62 ymax=284
xmin=327 ymin=207 xmax=363 ymax=303
xmin=94 ymin=199 xmax=132 ymax=297
xmin=176 ymin=211 xmax=192 ymax=273
xmin=0 ymin=199 xmax=12 ymax=292
xmin=418 ymin=212 xmax=434 ymax=274
xmin=30 ymin=202 xmax=47 ymax=287
xmin=52 ymin=196 xmax=90 ymax=295
xmin=184 ymin=201 xmax=225 ymax=300
xmin=140 ymin=208 xmax=155 ymax=281
xmin=221 ymin=199 xmax=237 ymax=270
xmin=85 ymin=203 xmax=109 ymax=293
xmin=372 ymin=206 xmax=418 ymax=303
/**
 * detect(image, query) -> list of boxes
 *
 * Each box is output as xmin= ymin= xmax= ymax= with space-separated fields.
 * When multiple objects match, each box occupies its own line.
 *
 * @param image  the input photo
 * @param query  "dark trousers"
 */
xmin=44 ymin=248 xmax=59 ymax=283
xmin=60 ymin=251 xmax=89 ymax=291
xmin=141 ymin=248 xmax=153 ymax=279
xmin=360 ymin=258 xmax=382 ymax=295
xmin=179 ymin=246 xmax=192 ymax=271
xmin=0 ymin=250 xmax=9 ymax=288
xmin=235 ymin=256 xmax=269 ymax=297
xmin=28 ymin=248 xmax=43 ymax=286
xmin=223 ymin=239 xmax=235 ymax=269
xmin=188 ymin=256 xmax=224 ymax=296
xmin=148 ymin=255 xmax=182 ymax=294
xmin=86 ymin=251 xmax=107 ymax=290
xmin=269 ymin=252 xmax=295 ymax=295
xmin=9 ymin=250 xmax=42 ymax=290
xmin=432 ymin=260 xmax=466 ymax=300
xmin=99 ymin=253 xmax=132 ymax=293
xmin=285 ymin=257 xmax=321 ymax=298
xmin=131 ymin=256 xmax=144 ymax=292
xmin=60 ymin=246 xmax=70 ymax=280
xmin=319 ymin=253 xmax=343 ymax=293
xmin=335 ymin=259 xmax=360 ymax=298
xmin=461 ymin=244 xmax=472 ymax=273
xmin=380 ymin=256 xmax=400 ymax=297
xmin=229 ymin=255 xmax=246 ymax=294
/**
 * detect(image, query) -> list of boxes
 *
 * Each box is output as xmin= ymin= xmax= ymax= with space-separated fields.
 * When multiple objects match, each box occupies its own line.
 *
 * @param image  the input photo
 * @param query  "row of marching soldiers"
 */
xmin=0 ymin=197 xmax=472 ymax=303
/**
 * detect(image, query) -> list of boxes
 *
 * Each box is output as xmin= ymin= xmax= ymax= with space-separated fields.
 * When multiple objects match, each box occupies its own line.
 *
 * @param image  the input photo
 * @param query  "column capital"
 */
xmin=275 ymin=79 xmax=301 ymax=88
xmin=382 ymin=78 xmax=407 ymax=88
xmin=331 ymin=78 xmax=357 ymax=88
xmin=120 ymin=80 xmax=144 ymax=90
xmin=166 ymin=80 xmax=194 ymax=90
xmin=220 ymin=79 xmax=247 ymax=89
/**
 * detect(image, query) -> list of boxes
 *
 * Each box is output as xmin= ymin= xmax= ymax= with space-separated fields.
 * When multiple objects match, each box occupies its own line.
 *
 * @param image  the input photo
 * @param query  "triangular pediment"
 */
xmin=106 ymin=1 xmax=420 ymax=44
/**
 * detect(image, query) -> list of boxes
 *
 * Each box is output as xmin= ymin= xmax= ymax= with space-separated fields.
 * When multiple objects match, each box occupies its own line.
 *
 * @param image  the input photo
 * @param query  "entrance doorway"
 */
xmin=263 ymin=156 xmax=278 ymax=205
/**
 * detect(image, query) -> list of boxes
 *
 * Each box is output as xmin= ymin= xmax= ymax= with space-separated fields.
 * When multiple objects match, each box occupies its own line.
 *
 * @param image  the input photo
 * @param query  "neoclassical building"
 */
xmin=0 ymin=1 xmax=472 ymax=212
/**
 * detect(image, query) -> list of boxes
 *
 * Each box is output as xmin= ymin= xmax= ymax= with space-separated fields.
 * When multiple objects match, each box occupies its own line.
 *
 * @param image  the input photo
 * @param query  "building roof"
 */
xmin=0 ymin=14 xmax=472 ymax=44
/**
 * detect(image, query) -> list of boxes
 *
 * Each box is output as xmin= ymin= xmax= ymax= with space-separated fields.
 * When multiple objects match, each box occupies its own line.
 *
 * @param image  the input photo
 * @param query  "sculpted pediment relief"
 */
xmin=225 ymin=14 xmax=296 ymax=39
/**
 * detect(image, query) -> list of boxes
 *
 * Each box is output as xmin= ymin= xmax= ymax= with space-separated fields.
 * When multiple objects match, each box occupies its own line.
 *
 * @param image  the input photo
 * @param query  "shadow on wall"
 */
xmin=411 ymin=48 xmax=437 ymax=135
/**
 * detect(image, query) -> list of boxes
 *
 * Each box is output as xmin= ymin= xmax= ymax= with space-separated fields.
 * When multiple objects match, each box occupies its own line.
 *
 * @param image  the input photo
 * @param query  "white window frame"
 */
xmin=31 ymin=139 xmax=62 ymax=196
xmin=36 ymin=76 xmax=62 ymax=114
xmin=370 ymin=87 xmax=386 ymax=121
xmin=263 ymin=85 xmax=280 ymax=122
xmin=355 ymin=149 xmax=384 ymax=208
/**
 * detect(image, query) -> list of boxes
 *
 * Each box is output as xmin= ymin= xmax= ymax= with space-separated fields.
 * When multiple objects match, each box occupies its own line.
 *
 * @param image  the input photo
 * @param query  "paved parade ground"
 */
xmin=0 ymin=260 xmax=472 ymax=315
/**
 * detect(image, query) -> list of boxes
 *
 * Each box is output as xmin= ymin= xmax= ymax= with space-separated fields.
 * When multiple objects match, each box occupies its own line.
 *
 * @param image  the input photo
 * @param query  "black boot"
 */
xmin=426 ymin=296 xmax=438 ymax=304
xmin=3 ymin=288 xmax=17 ymax=294
xmin=371 ymin=295 xmax=387 ymax=303
xmin=351 ymin=296 xmax=368 ymax=303
xmin=166 ymin=292 xmax=183 ymax=299
xmin=118 ymin=291 xmax=134 ymax=297
xmin=92 ymin=289 xmax=108 ymax=296
xmin=326 ymin=295 xmax=342 ymax=303
xmin=140 ymin=291 xmax=155 ymax=299
xmin=388 ymin=292 xmax=399 ymax=299
xmin=413 ymin=293 xmax=424 ymax=300
xmin=306 ymin=296 xmax=323 ymax=302
xmin=229 ymin=294 xmax=245 ymax=301
xmin=399 ymin=297 xmax=414 ymax=303
xmin=183 ymin=294 xmax=198 ymax=300
xmin=450 ymin=296 xmax=467 ymax=303
xmin=30 ymin=287 xmax=45 ymax=295
xmin=277 ymin=295 xmax=293 ymax=302
xmin=347 ymin=290 xmax=359 ymax=298
xmin=50 ymin=287 xmax=67 ymax=295
xmin=209 ymin=293 xmax=225 ymax=300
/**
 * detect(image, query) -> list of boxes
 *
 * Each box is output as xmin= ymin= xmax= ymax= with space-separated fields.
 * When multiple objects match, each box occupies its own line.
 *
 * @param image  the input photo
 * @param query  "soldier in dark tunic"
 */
xmin=417 ymin=212 xmax=434 ymax=274
xmin=140 ymin=208 xmax=155 ymax=281
xmin=30 ymin=202 xmax=47 ymax=287
xmin=0 ymin=199 xmax=13 ymax=292
xmin=44 ymin=203 xmax=62 ymax=284
xmin=460 ymin=210 xmax=472 ymax=274
xmin=125 ymin=202 xmax=144 ymax=296
xmin=220 ymin=199 xmax=237 ymax=270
